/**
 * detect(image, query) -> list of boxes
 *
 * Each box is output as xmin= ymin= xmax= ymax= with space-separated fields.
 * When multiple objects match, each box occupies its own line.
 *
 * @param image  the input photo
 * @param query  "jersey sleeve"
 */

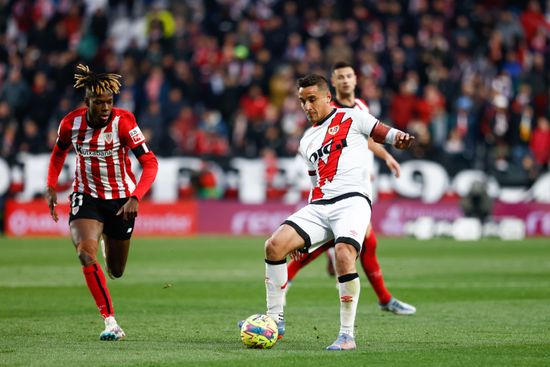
xmin=119 ymin=111 xmax=151 ymax=157
xmin=354 ymin=110 xmax=379 ymax=137
xmin=56 ymin=116 xmax=73 ymax=150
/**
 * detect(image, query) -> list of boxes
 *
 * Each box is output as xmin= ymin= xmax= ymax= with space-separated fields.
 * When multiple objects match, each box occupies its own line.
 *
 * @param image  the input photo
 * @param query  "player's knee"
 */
xmin=76 ymin=241 xmax=97 ymax=266
xmin=110 ymin=269 xmax=124 ymax=278
xmin=264 ymin=236 xmax=284 ymax=260
xmin=109 ymin=265 xmax=124 ymax=278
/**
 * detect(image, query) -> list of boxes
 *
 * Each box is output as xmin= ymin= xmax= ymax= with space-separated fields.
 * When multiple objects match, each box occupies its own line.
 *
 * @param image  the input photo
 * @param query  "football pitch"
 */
xmin=1 ymin=236 xmax=549 ymax=366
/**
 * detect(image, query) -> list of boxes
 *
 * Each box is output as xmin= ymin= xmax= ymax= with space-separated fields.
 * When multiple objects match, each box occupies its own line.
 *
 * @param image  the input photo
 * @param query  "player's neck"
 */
xmin=335 ymin=94 xmax=355 ymax=108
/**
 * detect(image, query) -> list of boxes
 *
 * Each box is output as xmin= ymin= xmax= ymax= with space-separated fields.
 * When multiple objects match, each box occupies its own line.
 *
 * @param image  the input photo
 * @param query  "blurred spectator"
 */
xmin=0 ymin=0 xmax=547 ymax=193
xmin=0 ymin=100 xmax=17 ymax=160
xmin=460 ymin=181 xmax=493 ymax=223
xmin=530 ymin=116 xmax=550 ymax=168
xmin=0 ymin=68 xmax=30 ymax=122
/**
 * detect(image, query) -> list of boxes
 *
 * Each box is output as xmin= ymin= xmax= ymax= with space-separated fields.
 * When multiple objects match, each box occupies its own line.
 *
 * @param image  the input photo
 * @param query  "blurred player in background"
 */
xmin=286 ymin=62 xmax=416 ymax=315
xmin=261 ymin=74 xmax=414 ymax=350
xmin=45 ymin=64 xmax=158 ymax=341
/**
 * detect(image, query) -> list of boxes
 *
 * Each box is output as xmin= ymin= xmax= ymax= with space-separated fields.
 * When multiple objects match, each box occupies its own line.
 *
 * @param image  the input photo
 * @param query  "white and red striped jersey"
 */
xmin=299 ymin=108 xmax=379 ymax=203
xmin=331 ymin=97 xmax=376 ymax=183
xmin=56 ymin=107 xmax=149 ymax=200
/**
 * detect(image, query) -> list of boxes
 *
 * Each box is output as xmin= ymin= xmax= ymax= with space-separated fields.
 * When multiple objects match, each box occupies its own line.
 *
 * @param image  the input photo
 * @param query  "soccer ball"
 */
xmin=240 ymin=314 xmax=278 ymax=349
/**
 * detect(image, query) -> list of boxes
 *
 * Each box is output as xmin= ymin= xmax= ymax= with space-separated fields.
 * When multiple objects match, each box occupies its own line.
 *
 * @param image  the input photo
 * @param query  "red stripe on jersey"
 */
xmin=311 ymin=112 xmax=353 ymax=201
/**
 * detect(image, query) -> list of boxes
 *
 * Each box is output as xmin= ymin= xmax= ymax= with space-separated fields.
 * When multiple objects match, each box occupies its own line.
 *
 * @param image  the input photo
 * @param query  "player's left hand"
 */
xmin=385 ymin=155 xmax=401 ymax=177
xmin=116 ymin=197 xmax=139 ymax=221
xmin=394 ymin=132 xmax=415 ymax=149
xmin=45 ymin=186 xmax=58 ymax=222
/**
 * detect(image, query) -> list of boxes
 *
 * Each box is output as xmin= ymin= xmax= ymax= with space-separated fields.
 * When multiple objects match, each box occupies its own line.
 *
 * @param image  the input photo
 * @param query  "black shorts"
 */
xmin=68 ymin=192 xmax=135 ymax=240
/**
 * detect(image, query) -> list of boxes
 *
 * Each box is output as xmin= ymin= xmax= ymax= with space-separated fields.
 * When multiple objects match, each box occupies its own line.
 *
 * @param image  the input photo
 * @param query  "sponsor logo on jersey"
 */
xmin=129 ymin=127 xmax=145 ymax=144
xmin=103 ymin=132 xmax=113 ymax=144
xmin=308 ymin=139 xmax=348 ymax=164
xmin=75 ymin=144 xmax=114 ymax=157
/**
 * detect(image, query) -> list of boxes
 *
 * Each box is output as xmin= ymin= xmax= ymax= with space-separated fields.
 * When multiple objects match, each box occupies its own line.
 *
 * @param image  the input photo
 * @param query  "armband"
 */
xmin=385 ymin=128 xmax=398 ymax=145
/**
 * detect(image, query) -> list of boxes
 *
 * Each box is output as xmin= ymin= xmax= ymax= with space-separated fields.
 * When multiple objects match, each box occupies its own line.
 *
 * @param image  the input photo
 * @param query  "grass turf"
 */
xmin=0 ymin=236 xmax=549 ymax=366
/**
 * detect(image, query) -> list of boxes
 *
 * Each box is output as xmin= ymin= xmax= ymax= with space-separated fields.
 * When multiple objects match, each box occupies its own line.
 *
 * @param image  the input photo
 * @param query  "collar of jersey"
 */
xmin=333 ymin=98 xmax=355 ymax=109
xmin=312 ymin=108 xmax=337 ymax=127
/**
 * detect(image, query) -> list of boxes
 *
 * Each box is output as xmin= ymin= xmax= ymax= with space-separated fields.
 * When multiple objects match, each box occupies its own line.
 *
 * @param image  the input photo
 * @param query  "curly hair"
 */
xmin=73 ymin=64 xmax=122 ymax=97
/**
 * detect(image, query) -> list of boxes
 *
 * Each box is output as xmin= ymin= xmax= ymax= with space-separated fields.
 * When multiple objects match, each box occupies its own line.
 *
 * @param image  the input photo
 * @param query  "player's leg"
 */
xmin=264 ymin=204 xmax=331 ymax=340
xmin=326 ymin=197 xmax=370 ymax=351
xmin=101 ymin=196 xmax=136 ymax=279
xmin=326 ymin=246 xmax=336 ymax=276
xmin=360 ymin=225 xmax=392 ymax=304
xmin=70 ymin=218 xmax=123 ymax=340
xmin=102 ymin=236 xmax=131 ymax=279
xmin=264 ymin=223 xmax=306 ymax=338
xmin=327 ymin=242 xmax=359 ymax=351
xmin=361 ymin=225 xmax=416 ymax=315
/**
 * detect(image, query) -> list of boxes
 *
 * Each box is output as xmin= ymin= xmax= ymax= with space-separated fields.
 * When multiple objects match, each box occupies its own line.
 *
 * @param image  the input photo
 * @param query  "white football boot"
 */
xmin=99 ymin=316 xmax=126 ymax=341
xmin=379 ymin=297 xmax=416 ymax=315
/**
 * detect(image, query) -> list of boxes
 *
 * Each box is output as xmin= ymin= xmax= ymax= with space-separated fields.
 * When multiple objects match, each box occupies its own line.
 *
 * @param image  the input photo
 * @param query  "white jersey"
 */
xmin=331 ymin=98 xmax=375 ymax=179
xmin=299 ymin=108 xmax=379 ymax=203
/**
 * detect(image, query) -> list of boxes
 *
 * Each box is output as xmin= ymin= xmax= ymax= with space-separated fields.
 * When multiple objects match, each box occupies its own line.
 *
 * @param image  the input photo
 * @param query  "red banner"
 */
xmin=4 ymin=199 xmax=549 ymax=236
xmin=4 ymin=200 xmax=197 ymax=236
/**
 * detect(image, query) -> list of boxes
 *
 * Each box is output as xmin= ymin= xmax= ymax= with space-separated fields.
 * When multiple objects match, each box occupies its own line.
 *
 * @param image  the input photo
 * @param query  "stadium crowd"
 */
xmin=1 ymin=0 xmax=550 ymax=187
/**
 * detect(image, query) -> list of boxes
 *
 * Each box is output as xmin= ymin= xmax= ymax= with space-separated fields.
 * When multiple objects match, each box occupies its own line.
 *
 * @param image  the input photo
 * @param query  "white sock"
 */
xmin=265 ymin=260 xmax=287 ymax=323
xmin=338 ymin=273 xmax=360 ymax=337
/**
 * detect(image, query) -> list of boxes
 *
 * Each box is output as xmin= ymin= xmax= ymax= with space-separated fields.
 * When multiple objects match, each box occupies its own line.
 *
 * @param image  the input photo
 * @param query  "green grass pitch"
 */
xmin=1 ymin=236 xmax=549 ymax=366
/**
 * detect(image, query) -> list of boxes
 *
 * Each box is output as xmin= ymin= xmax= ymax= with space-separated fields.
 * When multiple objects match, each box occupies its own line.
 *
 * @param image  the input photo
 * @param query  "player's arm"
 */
xmin=117 ymin=117 xmax=158 ymax=220
xmin=368 ymin=137 xmax=401 ymax=177
xmin=370 ymin=121 xmax=414 ymax=150
xmin=46 ymin=121 xmax=72 ymax=222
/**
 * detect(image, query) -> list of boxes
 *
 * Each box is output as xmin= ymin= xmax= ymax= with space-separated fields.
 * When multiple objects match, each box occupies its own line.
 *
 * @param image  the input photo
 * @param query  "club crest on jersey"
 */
xmin=71 ymin=206 xmax=79 ymax=215
xmin=103 ymin=132 xmax=113 ymax=144
xmin=328 ymin=125 xmax=339 ymax=135
xmin=129 ymin=127 xmax=145 ymax=144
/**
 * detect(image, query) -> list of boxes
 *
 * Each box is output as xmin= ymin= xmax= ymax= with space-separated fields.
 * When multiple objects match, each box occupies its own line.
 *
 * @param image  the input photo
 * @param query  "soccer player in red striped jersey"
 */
xmin=261 ymin=74 xmax=413 ymax=350
xmin=45 ymin=64 xmax=158 ymax=341
xmin=286 ymin=62 xmax=416 ymax=316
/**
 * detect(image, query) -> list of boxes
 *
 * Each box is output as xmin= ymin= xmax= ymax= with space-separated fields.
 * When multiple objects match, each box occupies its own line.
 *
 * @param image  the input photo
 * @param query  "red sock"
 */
xmin=287 ymin=241 xmax=333 ymax=282
xmin=83 ymin=263 xmax=114 ymax=318
xmin=360 ymin=229 xmax=392 ymax=305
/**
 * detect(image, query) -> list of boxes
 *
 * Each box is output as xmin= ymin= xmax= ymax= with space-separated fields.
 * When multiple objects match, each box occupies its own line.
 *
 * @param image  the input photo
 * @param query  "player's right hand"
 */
xmin=46 ymin=186 xmax=58 ymax=222
xmin=394 ymin=132 xmax=415 ymax=149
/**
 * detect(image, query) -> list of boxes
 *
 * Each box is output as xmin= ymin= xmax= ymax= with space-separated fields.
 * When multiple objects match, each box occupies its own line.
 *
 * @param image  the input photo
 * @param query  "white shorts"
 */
xmin=284 ymin=194 xmax=371 ymax=254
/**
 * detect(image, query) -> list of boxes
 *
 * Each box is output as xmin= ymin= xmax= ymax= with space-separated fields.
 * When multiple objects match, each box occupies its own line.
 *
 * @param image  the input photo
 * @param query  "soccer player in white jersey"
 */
xmin=286 ymin=62 xmax=416 ymax=316
xmin=263 ymin=74 xmax=414 ymax=351
xmin=45 ymin=64 xmax=158 ymax=340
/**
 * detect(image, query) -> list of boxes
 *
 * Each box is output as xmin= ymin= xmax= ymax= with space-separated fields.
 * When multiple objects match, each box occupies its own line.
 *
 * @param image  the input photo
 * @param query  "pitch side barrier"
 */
xmin=3 ymin=199 xmax=550 ymax=237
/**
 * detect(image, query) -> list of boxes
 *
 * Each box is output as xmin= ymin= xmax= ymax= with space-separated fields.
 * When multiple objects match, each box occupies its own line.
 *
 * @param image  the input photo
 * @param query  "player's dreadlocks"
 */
xmin=73 ymin=64 xmax=122 ymax=97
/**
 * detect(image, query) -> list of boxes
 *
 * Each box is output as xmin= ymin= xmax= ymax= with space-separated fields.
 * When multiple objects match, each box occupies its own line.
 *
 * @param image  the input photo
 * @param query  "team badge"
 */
xmin=129 ymin=127 xmax=145 ymax=144
xmin=328 ymin=126 xmax=339 ymax=135
xmin=72 ymin=206 xmax=79 ymax=215
xmin=103 ymin=132 xmax=113 ymax=144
